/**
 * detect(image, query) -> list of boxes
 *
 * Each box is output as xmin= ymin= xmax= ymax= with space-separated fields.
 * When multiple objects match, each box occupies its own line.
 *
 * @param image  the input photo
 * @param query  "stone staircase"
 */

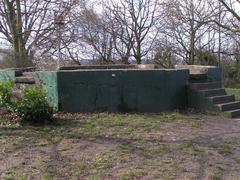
xmin=188 ymin=74 xmax=240 ymax=118
xmin=10 ymin=70 xmax=36 ymax=102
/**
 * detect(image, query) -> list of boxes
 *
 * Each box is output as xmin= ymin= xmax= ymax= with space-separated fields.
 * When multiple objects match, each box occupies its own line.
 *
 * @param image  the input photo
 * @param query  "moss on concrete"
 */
xmin=0 ymin=70 xmax=15 ymax=81
xmin=34 ymin=71 xmax=58 ymax=109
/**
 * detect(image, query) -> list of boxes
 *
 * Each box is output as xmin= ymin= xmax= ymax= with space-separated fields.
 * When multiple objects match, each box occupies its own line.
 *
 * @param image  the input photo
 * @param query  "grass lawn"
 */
xmin=0 ymin=111 xmax=240 ymax=179
xmin=226 ymin=88 xmax=240 ymax=100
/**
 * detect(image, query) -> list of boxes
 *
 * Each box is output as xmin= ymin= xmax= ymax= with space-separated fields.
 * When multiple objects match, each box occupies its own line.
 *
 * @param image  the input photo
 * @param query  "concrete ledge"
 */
xmin=175 ymin=65 xmax=217 ymax=74
xmin=175 ymin=65 xmax=222 ymax=81
xmin=5 ymin=66 xmax=36 ymax=72
xmin=59 ymin=64 xmax=161 ymax=71
xmin=57 ymin=69 xmax=189 ymax=112
xmin=0 ymin=70 xmax=15 ymax=81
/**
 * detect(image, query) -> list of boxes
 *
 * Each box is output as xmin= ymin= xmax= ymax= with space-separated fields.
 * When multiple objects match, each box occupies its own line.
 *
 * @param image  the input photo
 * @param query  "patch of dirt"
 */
xmin=1 ymin=113 xmax=240 ymax=179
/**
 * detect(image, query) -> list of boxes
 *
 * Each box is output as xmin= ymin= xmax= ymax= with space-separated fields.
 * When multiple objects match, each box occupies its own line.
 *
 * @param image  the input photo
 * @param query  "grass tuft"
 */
xmin=218 ymin=144 xmax=232 ymax=155
xmin=120 ymin=170 xmax=145 ymax=180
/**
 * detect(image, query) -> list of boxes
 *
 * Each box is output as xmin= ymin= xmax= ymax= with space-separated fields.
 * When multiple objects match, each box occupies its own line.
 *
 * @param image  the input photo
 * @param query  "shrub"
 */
xmin=0 ymin=80 xmax=14 ymax=107
xmin=14 ymin=86 xmax=54 ymax=124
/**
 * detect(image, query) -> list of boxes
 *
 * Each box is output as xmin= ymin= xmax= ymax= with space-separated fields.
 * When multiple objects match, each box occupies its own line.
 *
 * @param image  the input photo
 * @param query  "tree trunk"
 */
xmin=136 ymin=41 xmax=141 ymax=64
xmin=14 ymin=44 xmax=31 ymax=68
xmin=16 ymin=0 xmax=32 ymax=67
xmin=189 ymin=31 xmax=196 ymax=65
xmin=5 ymin=0 xmax=33 ymax=68
xmin=189 ymin=0 xmax=195 ymax=65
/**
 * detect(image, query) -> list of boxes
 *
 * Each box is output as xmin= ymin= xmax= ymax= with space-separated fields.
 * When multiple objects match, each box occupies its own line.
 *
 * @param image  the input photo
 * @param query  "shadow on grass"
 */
xmin=0 ymin=111 xmax=235 ymax=153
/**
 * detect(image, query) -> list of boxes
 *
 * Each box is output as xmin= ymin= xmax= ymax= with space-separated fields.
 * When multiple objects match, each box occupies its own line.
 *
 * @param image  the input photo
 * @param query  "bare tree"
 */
xmin=71 ymin=4 xmax=115 ymax=63
xmin=104 ymin=0 xmax=160 ymax=64
xmin=163 ymin=0 xmax=219 ymax=65
xmin=103 ymin=6 xmax=134 ymax=64
xmin=0 ymin=0 xmax=77 ymax=68
xmin=206 ymin=0 xmax=240 ymax=65
xmin=217 ymin=0 xmax=240 ymax=33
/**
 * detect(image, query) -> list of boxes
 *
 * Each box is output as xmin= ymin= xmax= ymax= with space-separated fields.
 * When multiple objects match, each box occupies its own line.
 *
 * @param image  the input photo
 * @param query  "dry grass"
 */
xmin=0 ymin=112 xmax=240 ymax=179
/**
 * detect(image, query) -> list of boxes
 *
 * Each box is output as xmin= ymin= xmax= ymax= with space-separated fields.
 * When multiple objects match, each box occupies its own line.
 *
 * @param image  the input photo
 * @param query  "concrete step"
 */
xmin=190 ymin=82 xmax=222 ymax=90
xmin=189 ymin=79 xmax=214 ymax=83
xmin=10 ymin=90 xmax=23 ymax=102
xmin=10 ymin=90 xmax=22 ymax=98
xmin=189 ymin=73 xmax=208 ymax=81
xmin=15 ymin=70 xmax=23 ymax=77
xmin=15 ymin=76 xmax=35 ymax=84
xmin=15 ymin=83 xmax=34 ymax=90
xmin=209 ymin=95 xmax=235 ymax=104
xmin=228 ymin=109 xmax=240 ymax=118
xmin=22 ymin=72 xmax=34 ymax=77
xmin=201 ymin=88 xmax=226 ymax=97
xmin=216 ymin=101 xmax=240 ymax=112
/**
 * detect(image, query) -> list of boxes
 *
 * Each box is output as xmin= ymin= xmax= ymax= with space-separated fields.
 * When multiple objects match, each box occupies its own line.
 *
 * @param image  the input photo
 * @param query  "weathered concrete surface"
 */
xmin=187 ymin=87 xmax=218 ymax=111
xmin=207 ymin=67 xmax=222 ymax=81
xmin=58 ymin=69 xmax=189 ymax=113
xmin=59 ymin=64 xmax=161 ymax=71
xmin=34 ymin=71 xmax=59 ymax=109
xmin=186 ymin=66 xmax=223 ymax=111
xmin=0 ymin=70 xmax=15 ymax=81
xmin=175 ymin=65 xmax=222 ymax=81
xmin=0 ymin=65 xmax=224 ymax=113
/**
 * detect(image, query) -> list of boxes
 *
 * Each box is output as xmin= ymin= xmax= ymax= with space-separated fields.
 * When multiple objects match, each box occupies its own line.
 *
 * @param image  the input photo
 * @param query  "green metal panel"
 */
xmin=0 ymin=67 xmax=223 ymax=113
xmin=167 ymin=70 xmax=189 ymax=109
xmin=34 ymin=71 xmax=58 ymax=109
xmin=0 ymin=71 xmax=15 ymax=81
xmin=58 ymin=69 xmax=189 ymax=113
xmin=208 ymin=67 xmax=222 ymax=81
xmin=187 ymin=88 xmax=218 ymax=111
xmin=188 ymin=66 xmax=223 ymax=111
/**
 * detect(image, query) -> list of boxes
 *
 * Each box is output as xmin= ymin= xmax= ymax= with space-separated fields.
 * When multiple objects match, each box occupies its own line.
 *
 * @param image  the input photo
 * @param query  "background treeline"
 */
xmin=0 ymin=0 xmax=240 ymax=86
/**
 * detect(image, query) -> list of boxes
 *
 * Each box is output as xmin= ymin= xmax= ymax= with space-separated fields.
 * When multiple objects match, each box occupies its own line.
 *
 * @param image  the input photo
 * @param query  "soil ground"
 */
xmin=0 ymin=111 xmax=240 ymax=180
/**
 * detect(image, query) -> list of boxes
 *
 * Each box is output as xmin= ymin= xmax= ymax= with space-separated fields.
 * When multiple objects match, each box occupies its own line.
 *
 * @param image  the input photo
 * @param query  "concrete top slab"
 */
xmin=58 ymin=64 xmax=161 ymax=71
xmin=57 ymin=68 xmax=189 ymax=73
xmin=175 ymin=65 xmax=218 ymax=75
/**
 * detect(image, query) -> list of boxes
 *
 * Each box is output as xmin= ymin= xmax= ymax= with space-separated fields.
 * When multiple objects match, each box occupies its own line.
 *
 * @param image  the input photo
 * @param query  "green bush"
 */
xmin=0 ymin=80 xmax=14 ymax=107
xmin=14 ymin=86 xmax=54 ymax=124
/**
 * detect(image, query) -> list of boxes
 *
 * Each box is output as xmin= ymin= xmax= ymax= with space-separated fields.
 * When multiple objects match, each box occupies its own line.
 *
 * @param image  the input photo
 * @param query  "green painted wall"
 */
xmin=0 ymin=70 xmax=15 ymax=81
xmin=187 ymin=88 xmax=218 ymax=111
xmin=34 ymin=71 xmax=58 ymax=109
xmin=57 ymin=69 xmax=189 ymax=113
xmin=208 ymin=67 xmax=222 ymax=81
xmin=187 ymin=67 xmax=223 ymax=111
xmin=0 ymin=66 xmax=223 ymax=113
